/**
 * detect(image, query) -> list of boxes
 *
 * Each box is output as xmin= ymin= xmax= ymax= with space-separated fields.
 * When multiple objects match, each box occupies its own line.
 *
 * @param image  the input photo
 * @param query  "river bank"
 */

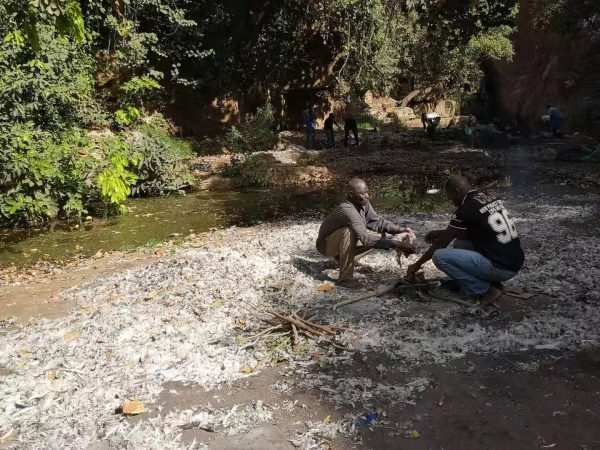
xmin=1 ymin=134 xmax=599 ymax=449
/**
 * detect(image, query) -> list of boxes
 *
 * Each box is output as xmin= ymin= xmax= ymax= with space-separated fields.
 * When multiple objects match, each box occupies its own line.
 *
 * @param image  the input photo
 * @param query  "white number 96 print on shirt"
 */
xmin=488 ymin=209 xmax=518 ymax=243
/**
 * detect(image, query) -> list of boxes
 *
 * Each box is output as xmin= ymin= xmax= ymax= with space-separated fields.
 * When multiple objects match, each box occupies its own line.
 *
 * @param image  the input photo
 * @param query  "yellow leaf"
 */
xmin=316 ymin=284 xmax=334 ymax=292
xmin=144 ymin=291 xmax=158 ymax=301
xmin=323 ymin=415 xmax=332 ymax=424
xmin=47 ymin=371 xmax=57 ymax=380
xmin=64 ymin=331 xmax=80 ymax=342
xmin=409 ymin=430 xmax=420 ymax=439
xmin=241 ymin=366 xmax=254 ymax=373
xmin=18 ymin=349 xmax=31 ymax=356
xmin=122 ymin=400 xmax=146 ymax=415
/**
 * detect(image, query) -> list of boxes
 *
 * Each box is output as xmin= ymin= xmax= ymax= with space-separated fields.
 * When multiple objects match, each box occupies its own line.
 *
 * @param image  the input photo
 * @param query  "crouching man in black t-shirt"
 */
xmin=407 ymin=175 xmax=525 ymax=306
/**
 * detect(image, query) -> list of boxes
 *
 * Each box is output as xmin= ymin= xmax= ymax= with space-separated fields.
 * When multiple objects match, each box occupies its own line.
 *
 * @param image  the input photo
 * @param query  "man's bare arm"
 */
xmin=406 ymin=226 xmax=465 ymax=280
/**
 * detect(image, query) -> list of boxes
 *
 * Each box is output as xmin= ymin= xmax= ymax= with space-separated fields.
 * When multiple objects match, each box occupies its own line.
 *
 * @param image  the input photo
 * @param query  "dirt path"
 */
xmin=0 ymin=252 xmax=161 ymax=325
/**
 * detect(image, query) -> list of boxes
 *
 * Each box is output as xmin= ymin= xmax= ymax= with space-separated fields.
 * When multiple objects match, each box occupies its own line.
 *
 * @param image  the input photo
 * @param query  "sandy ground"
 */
xmin=1 ymin=139 xmax=599 ymax=449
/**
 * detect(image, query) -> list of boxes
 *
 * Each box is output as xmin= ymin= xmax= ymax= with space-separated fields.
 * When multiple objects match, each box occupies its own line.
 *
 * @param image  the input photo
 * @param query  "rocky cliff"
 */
xmin=491 ymin=0 xmax=600 ymax=137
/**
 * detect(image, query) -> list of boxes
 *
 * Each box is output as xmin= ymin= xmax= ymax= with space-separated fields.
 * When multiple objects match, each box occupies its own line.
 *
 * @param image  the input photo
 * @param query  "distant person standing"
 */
xmin=344 ymin=117 xmax=359 ymax=147
xmin=546 ymin=104 xmax=564 ymax=138
xmin=324 ymin=113 xmax=340 ymax=148
xmin=302 ymin=108 xmax=316 ymax=149
xmin=343 ymin=103 xmax=359 ymax=147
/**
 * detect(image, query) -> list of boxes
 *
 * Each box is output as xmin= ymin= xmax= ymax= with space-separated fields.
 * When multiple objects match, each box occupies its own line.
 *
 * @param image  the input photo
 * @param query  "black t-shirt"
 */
xmin=449 ymin=191 xmax=525 ymax=272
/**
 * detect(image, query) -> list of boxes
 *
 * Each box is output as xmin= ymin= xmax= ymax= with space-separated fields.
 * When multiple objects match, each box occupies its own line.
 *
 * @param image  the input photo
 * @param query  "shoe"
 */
xmin=336 ymin=278 xmax=364 ymax=289
xmin=480 ymin=285 xmax=503 ymax=306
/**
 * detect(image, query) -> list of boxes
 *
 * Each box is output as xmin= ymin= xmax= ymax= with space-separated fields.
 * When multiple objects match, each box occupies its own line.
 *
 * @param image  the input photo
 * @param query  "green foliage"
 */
xmin=0 ymin=20 xmax=100 ymax=131
xmin=0 ymin=119 xmax=195 ymax=225
xmin=227 ymin=104 xmax=276 ymax=154
xmin=3 ymin=0 xmax=86 ymax=50
xmin=94 ymin=136 xmax=139 ymax=213
xmin=120 ymin=74 xmax=163 ymax=107
xmin=222 ymin=155 xmax=270 ymax=188
xmin=129 ymin=119 xmax=196 ymax=196
xmin=115 ymin=106 xmax=141 ymax=128
xmin=0 ymin=124 xmax=91 ymax=225
xmin=468 ymin=26 xmax=515 ymax=62
xmin=0 ymin=0 xmax=524 ymax=226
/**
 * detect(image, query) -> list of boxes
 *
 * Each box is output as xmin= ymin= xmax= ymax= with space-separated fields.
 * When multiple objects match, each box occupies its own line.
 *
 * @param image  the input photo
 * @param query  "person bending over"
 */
xmin=421 ymin=112 xmax=441 ymax=138
xmin=407 ymin=175 xmax=524 ymax=305
xmin=317 ymin=178 xmax=414 ymax=289
xmin=344 ymin=117 xmax=359 ymax=147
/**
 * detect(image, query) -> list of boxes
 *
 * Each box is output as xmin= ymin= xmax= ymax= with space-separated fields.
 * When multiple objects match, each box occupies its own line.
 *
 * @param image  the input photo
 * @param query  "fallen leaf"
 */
xmin=316 ymin=284 xmax=334 ymax=292
xmin=64 ymin=331 xmax=80 ymax=342
xmin=409 ymin=430 xmax=420 ymax=439
xmin=241 ymin=366 xmax=254 ymax=373
xmin=323 ymin=415 xmax=332 ymax=424
xmin=47 ymin=371 xmax=57 ymax=380
xmin=145 ymin=291 xmax=158 ymax=301
xmin=122 ymin=400 xmax=146 ymax=415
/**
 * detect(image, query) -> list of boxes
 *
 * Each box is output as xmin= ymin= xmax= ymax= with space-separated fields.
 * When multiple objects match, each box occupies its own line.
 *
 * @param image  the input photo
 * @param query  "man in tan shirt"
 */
xmin=316 ymin=178 xmax=414 ymax=288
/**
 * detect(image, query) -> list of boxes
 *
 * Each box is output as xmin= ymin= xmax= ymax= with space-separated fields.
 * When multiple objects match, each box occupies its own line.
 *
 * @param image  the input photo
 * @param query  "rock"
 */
xmin=197 ymin=175 xmax=235 ymax=191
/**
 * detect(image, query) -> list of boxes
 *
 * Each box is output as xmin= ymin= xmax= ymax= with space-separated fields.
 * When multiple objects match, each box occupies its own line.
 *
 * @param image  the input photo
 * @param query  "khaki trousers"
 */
xmin=324 ymin=227 xmax=372 ymax=281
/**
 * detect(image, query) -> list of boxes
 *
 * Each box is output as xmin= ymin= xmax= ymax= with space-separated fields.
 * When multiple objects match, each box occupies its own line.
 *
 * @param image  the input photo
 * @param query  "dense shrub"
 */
xmin=0 ymin=118 xmax=196 ymax=226
xmin=130 ymin=120 xmax=196 ymax=197
xmin=227 ymin=104 xmax=277 ymax=154
xmin=221 ymin=155 xmax=270 ymax=188
xmin=0 ymin=125 xmax=137 ymax=225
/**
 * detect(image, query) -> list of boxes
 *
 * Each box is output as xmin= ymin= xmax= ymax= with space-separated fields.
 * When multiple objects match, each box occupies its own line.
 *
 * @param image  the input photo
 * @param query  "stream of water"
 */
xmin=0 ymin=176 xmax=452 ymax=269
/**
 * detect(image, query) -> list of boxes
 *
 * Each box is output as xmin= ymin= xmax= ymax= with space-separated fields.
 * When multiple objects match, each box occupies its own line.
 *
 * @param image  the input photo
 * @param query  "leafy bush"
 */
xmin=115 ymin=106 xmax=141 ymax=128
xmin=0 ymin=124 xmax=91 ymax=225
xmin=0 ymin=24 xmax=101 ymax=132
xmin=221 ymin=154 xmax=270 ymax=188
xmin=94 ymin=136 xmax=140 ymax=214
xmin=227 ymin=104 xmax=277 ymax=154
xmin=129 ymin=119 xmax=196 ymax=196
xmin=0 ymin=119 xmax=196 ymax=225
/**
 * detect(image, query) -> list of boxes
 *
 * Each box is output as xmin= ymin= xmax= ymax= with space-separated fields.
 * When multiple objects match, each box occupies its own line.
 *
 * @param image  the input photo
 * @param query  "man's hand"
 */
xmin=391 ymin=240 xmax=414 ymax=255
xmin=394 ymin=227 xmax=413 ymax=235
xmin=425 ymin=229 xmax=444 ymax=244
xmin=406 ymin=262 xmax=421 ymax=282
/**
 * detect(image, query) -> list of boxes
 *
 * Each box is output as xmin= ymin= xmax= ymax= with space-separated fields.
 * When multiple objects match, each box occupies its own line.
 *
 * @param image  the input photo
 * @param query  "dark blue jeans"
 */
xmin=432 ymin=239 xmax=517 ymax=295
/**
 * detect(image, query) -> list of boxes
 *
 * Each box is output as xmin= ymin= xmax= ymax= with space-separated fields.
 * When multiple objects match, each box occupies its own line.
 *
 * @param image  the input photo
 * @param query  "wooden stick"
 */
xmin=292 ymin=314 xmax=335 ymax=335
xmin=267 ymin=310 xmax=327 ymax=337
xmin=291 ymin=324 xmax=299 ymax=346
xmin=247 ymin=324 xmax=284 ymax=340
xmin=332 ymin=281 xmax=441 ymax=310
xmin=425 ymin=290 xmax=474 ymax=307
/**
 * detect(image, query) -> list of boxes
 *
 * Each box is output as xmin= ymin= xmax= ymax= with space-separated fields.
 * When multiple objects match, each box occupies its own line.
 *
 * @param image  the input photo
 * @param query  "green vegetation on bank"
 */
xmin=0 ymin=1 xmax=195 ymax=226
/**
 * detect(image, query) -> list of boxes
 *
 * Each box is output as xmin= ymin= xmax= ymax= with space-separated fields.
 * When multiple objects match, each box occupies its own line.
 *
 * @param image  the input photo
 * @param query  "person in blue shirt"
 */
xmin=546 ymin=104 xmax=564 ymax=138
xmin=302 ymin=108 xmax=316 ymax=149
